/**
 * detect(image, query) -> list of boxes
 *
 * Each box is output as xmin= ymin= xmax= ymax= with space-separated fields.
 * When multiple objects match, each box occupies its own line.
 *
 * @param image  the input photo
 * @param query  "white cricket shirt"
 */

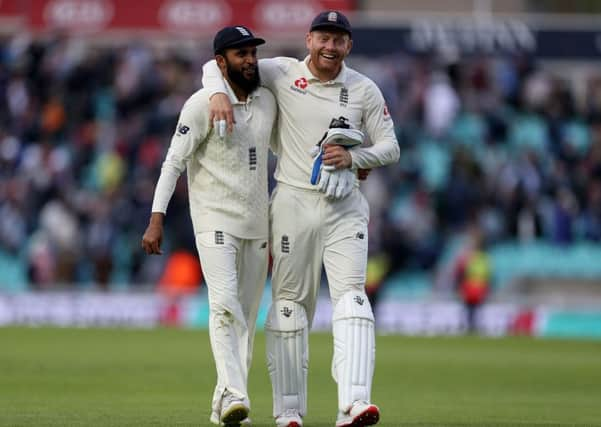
xmin=151 ymin=81 xmax=277 ymax=239
xmin=203 ymin=56 xmax=400 ymax=191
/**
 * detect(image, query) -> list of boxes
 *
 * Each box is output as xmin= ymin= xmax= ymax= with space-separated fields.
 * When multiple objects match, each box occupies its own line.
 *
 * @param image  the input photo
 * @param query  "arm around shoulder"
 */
xmin=202 ymin=60 xmax=227 ymax=96
xmin=201 ymin=61 xmax=234 ymax=132
xmin=257 ymin=57 xmax=293 ymax=89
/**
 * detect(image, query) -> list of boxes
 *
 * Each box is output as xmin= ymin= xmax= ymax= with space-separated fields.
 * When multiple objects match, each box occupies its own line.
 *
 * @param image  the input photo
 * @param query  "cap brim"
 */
xmin=310 ymin=24 xmax=351 ymax=36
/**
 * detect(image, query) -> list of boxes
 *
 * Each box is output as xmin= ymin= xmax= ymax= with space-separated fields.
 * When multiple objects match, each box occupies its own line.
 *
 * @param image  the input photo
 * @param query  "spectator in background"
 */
xmin=423 ymin=70 xmax=460 ymax=137
xmin=158 ymin=249 xmax=202 ymax=296
xmin=453 ymin=225 xmax=491 ymax=333
xmin=0 ymin=177 xmax=26 ymax=255
xmin=580 ymin=179 xmax=601 ymax=241
xmin=37 ymin=193 xmax=81 ymax=283
xmin=85 ymin=198 xmax=116 ymax=287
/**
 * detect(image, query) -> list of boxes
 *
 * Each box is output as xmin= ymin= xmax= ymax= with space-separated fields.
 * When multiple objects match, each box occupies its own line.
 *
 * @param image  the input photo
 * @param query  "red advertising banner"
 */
xmin=0 ymin=0 xmax=25 ymax=27
xmin=21 ymin=0 xmax=355 ymax=34
xmin=0 ymin=0 xmax=23 ymax=15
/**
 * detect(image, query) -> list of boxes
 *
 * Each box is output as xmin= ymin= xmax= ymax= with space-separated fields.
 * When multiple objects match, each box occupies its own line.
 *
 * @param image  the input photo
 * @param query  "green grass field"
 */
xmin=1 ymin=328 xmax=600 ymax=426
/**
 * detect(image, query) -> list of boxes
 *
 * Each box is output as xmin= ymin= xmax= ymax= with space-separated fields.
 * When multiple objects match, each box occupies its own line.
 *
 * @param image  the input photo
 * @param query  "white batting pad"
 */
xmin=332 ymin=291 xmax=375 ymax=412
xmin=265 ymin=300 xmax=309 ymax=417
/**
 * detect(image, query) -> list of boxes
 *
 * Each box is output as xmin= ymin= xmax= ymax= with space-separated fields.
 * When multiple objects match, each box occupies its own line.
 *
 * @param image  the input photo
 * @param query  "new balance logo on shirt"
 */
xmin=177 ymin=124 xmax=190 ymax=135
xmin=215 ymin=231 xmax=224 ymax=245
xmin=281 ymin=235 xmax=290 ymax=253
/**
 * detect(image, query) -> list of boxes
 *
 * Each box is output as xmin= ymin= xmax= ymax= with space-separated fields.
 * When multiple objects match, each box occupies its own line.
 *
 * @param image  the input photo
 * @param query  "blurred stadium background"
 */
xmin=2 ymin=0 xmax=601 ymax=340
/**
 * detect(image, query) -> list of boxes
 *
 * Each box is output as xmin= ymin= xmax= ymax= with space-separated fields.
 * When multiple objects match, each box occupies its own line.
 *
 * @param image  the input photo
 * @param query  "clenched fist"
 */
xmin=141 ymin=213 xmax=165 ymax=255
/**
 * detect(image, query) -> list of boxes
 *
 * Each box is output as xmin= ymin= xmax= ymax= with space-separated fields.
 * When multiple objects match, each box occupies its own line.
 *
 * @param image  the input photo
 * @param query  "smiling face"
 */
xmin=216 ymin=45 xmax=261 ymax=96
xmin=305 ymin=29 xmax=352 ymax=82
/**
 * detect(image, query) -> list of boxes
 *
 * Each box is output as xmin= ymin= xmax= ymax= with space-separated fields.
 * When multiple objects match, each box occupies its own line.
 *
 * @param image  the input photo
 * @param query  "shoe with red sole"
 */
xmin=336 ymin=401 xmax=380 ymax=427
xmin=275 ymin=409 xmax=303 ymax=427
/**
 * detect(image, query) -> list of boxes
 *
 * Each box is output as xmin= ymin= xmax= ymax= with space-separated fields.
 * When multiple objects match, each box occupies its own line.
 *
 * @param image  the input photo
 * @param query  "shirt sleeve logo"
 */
xmin=177 ymin=123 xmax=190 ymax=135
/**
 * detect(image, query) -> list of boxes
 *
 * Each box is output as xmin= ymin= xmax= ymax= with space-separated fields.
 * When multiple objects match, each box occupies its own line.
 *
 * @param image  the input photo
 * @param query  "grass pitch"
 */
xmin=1 ymin=327 xmax=600 ymax=426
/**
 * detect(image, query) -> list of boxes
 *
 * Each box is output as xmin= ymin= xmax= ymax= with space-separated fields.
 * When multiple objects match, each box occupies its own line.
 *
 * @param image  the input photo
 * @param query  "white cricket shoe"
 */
xmin=220 ymin=392 xmax=250 ymax=427
xmin=275 ymin=409 xmax=303 ymax=427
xmin=335 ymin=400 xmax=380 ymax=427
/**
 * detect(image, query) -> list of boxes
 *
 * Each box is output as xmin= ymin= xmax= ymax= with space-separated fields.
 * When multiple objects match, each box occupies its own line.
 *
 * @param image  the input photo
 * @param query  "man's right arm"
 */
xmin=201 ymin=57 xmax=287 ymax=95
xmin=202 ymin=58 xmax=289 ymax=133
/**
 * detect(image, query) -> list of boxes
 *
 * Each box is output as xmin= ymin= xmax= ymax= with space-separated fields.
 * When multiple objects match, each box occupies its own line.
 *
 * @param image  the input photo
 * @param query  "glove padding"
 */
xmin=321 ymin=128 xmax=364 ymax=147
xmin=318 ymin=167 xmax=356 ymax=200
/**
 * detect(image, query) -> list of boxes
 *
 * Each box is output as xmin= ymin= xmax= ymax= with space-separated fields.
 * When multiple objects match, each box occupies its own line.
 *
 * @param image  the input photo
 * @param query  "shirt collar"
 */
xmin=302 ymin=55 xmax=348 ymax=85
xmin=223 ymin=78 xmax=260 ymax=105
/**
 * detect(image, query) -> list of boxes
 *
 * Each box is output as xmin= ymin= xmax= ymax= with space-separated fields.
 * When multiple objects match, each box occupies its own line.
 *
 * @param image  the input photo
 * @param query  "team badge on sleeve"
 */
xmin=177 ymin=123 xmax=190 ymax=135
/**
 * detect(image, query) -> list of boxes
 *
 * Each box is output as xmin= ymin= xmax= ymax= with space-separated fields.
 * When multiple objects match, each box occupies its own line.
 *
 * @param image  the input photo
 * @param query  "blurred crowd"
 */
xmin=0 ymin=34 xmax=211 ymax=288
xmin=1 ymin=33 xmax=600 ymax=289
xmin=354 ymin=53 xmax=601 ymax=276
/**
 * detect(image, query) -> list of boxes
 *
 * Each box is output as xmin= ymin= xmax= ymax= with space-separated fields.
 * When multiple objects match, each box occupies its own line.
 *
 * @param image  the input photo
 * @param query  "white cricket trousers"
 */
xmin=269 ymin=183 xmax=370 ymax=322
xmin=195 ymin=231 xmax=268 ymax=417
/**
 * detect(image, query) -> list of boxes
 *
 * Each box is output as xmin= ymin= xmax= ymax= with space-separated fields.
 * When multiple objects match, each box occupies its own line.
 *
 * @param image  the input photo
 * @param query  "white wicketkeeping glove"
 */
xmin=309 ymin=127 xmax=363 ymax=200
xmin=318 ymin=168 xmax=356 ymax=200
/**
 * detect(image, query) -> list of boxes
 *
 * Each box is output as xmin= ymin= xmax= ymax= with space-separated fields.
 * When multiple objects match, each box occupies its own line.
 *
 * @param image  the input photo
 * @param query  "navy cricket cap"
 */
xmin=310 ymin=10 xmax=352 ymax=37
xmin=213 ymin=26 xmax=265 ymax=55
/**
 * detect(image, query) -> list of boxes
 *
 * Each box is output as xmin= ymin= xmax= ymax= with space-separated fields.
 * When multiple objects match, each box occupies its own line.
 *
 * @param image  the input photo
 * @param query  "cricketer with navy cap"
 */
xmin=202 ymin=10 xmax=400 ymax=427
xmin=142 ymin=25 xmax=277 ymax=427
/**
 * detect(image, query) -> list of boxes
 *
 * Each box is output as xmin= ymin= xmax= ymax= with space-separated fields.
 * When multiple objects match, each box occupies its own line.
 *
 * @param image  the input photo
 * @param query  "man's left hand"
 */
xmin=322 ymin=145 xmax=352 ymax=169
xmin=357 ymin=168 xmax=371 ymax=180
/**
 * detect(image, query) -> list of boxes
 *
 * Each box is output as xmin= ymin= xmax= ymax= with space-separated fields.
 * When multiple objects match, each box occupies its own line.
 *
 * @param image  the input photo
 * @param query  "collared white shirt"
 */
xmin=203 ymin=56 xmax=399 ymax=191
xmin=151 ymin=81 xmax=277 ymax=239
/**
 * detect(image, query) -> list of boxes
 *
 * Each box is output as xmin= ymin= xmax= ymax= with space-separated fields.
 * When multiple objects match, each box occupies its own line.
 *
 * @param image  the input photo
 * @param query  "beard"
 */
xmin=226 ymin=61 xmax=261 ymax=94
